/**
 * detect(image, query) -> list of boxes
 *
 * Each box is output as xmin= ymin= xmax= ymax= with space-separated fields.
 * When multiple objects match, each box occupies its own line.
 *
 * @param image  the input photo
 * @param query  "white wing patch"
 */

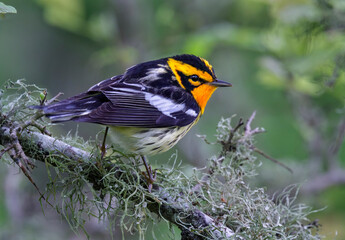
xmin=145 ymin=93 xmax=185 ymax=119
xmin=122 ymin=82 xmax=143 ymax=88
xmin=140 ymin=67 xmax=167 ymax=82
xmin=122 ymin=82 xmax=146 ymax=91
xmin=109 ymin=86 xmax=140 ymax=93
xmin=105 ymin=86 xmax=141 ymax=96
xmin=185 ymin=109 xmax=198 ymax=117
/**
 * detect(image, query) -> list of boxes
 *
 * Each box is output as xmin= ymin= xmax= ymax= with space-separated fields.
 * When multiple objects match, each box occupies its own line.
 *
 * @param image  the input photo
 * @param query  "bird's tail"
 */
xmin=32 ymin=92 xmax=107 ymax=122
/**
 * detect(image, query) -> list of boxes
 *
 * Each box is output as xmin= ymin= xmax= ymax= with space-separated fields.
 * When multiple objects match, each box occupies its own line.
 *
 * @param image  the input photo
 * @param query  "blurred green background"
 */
xmin=1 ymin=0 xmax=345 ymax=239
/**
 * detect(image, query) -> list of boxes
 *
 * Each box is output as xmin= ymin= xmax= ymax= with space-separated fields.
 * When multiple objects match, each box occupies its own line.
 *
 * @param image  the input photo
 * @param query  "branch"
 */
xmin=0 ymin=79 xmax=321 ymax=239
xmin=0 ymin=114 xmax=234 ymax=239
xmin=244 ymin=112 xmax=292 ymax=173
xmin=302 ymin=169 xmax=345 ymax=194
xmin=244 ymin=111 xmax=265 ymax=136
xmin=327 ymin=117 xmax=345 ymax=169
xmin=253 ymin=147 xmax=293 ymax=174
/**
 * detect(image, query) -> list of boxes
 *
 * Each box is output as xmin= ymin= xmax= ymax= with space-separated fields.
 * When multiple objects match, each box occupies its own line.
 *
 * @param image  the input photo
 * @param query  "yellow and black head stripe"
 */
xmin=166 ymin=55 xmax=231 ymax=114
xmin=167 ymin=58 xmax=215 ymax=90
xmin=171 ymin=54 xmax=215 ymax=77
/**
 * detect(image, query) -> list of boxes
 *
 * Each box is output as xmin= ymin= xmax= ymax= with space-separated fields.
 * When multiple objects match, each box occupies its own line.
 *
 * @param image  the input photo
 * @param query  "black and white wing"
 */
xmin=40 ymin=75 xmax=200 ymax=128
xmin=78 ymin=80 xmax=200 ymax=127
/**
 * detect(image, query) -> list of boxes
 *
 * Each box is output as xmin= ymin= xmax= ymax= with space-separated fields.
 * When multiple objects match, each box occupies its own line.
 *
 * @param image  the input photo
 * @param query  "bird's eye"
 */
xmin=190 ymin=75 xmax=199 ymax=81
xmin=188 ymin=74 xmax=202 ymax=87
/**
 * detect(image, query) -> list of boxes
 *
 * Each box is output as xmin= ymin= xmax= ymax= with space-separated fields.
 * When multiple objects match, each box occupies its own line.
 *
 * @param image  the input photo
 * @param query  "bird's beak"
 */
xmin=207 ymin=79 xmax=232 ymax=87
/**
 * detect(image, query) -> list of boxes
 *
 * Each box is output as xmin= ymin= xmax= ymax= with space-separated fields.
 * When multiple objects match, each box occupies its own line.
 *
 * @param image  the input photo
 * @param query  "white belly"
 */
xmin=109 ymin=124 xmax=194 ymax=156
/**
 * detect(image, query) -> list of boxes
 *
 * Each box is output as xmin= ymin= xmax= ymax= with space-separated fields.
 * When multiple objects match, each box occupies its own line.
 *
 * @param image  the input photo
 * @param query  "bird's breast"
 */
xmin=109 ymin=118 xmax=199 ymax=156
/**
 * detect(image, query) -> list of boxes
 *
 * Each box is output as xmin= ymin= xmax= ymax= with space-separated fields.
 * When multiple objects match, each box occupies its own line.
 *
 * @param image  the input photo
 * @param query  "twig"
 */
xmin=10 ymin=126 xmax=34 ymax=170
xmin=302 ymin=169 xmax=345 ymax=194
xmin=0 ymin=144 xmax=14 ymax=159
xmin=245 ymin=111 xmax=256 ymax=133
xmin=331 ymin=118 xmax=345 ymax=154
xmin=241 ymin=112 xmax=291 ymax=173
xmin=253 ymin=147 xmax=293 ymax=174
xmin=45 ymin=92 xmax=64 ymax=105
xmin=0 ymin=111 xmax=55 ymax=207
xmin=7 ymin=148 xmax=52 ymax=207
xmin=244 ymin=111 xmax=265 ymax=136
xmin=328 ymin=117 xmax=345 ymax=168
xmin=20 ymin=111 xmax=51 ymax=135
xmin=229 ymin=118 xmax=244 ymax=142
xmin=193 ymin=113 xmax=262 ymax=193
xmin=220 ymin=117 xmax=244 ymax=157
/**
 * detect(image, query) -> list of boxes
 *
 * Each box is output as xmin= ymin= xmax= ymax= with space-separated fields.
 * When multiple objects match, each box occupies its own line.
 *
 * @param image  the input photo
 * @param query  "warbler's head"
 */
xmin=167 ymin=54 xmax=232 ymax=113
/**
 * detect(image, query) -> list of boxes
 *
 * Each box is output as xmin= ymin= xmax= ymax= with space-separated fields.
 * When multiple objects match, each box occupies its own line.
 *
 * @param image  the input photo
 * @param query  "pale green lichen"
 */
xmin=0 ymin=80 xmax=322 ymax=239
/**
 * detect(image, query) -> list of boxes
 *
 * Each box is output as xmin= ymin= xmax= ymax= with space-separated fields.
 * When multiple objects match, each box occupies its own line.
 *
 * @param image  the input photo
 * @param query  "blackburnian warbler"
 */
xmin=36 ymin=54 xmax=232 ymax=190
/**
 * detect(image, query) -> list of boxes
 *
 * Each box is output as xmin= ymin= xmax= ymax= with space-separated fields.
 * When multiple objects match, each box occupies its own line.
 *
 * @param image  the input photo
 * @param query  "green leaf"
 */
xmin=36 ymin=0 xmax=84 ymax=33
xmin=0 ymin=2 xmax=17 ymax=15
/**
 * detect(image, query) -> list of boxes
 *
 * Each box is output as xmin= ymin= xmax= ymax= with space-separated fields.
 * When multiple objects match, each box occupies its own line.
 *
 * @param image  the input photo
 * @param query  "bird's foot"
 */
xmin=142 ymin=166 xmax=157 ymax=192
xmin=99 ymin=143 xmax=107 ymax=159
xmin=99 ymin=127 xmax=109 ymax=159
xmin=141 ymin=156 xmax=156 ymax=192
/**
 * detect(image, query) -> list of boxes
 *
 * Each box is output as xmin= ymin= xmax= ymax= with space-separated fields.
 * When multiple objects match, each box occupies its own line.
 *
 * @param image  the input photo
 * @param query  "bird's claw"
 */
xmin=143 ymin=166 xmax=156 ymax=192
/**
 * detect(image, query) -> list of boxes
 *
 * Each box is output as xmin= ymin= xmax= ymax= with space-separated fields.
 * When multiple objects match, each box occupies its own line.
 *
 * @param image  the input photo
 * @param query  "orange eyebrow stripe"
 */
xmin=167 ymin=58 xmax=213 ymax=83
xmin=200 ymin=58 xmax=214 ymax=74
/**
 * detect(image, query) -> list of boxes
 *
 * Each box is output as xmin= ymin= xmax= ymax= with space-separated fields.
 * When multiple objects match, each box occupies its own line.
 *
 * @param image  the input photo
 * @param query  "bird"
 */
xmin=35 ymin=54 xmax=232 ymax=191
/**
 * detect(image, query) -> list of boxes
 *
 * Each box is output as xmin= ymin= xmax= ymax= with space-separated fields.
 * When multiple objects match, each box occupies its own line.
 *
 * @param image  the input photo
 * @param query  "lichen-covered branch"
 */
xmin=0 ymin=80 xmax=321 ymax=239
xmin=0 ymin=111 xmax=234 ymax=239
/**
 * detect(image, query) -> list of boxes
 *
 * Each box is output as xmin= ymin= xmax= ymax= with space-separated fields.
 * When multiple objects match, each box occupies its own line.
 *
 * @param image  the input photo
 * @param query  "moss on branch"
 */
xmin=0 ymin=80 xmax=321 ymax=239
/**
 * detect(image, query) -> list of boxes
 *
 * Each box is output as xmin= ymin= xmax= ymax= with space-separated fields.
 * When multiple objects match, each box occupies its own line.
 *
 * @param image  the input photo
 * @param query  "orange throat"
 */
xmin=191 ymin=84 xmax=217 ymax=114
